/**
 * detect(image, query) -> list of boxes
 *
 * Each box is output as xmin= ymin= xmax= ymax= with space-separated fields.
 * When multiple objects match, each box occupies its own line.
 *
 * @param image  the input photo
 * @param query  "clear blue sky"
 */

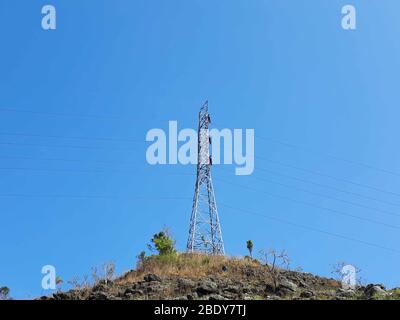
xmin=1 ymin=0 xmax=400 ymax=299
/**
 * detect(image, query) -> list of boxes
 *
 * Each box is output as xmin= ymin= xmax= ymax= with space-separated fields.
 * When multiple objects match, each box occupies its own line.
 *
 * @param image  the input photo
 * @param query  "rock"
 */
xmin=125 ymin=293 xmax=140 ymax=300
xmin=221 ymin=292 xmax=238 ymax=299
xmin=335 ymin=288 xmax=356 ymax=299
xmin=124 ymin=288 xmax=144 ymax=297
xmin=208 ymin=294 xmax=227 ymax=300
xmin=92 ymin=283 xmax=109 ymax=292
xmin=197 ymin=280 xmax=219 ymax=296
xmin=223 ymin=285 xmax=241 ymax=294
xmin=276 ymin=279 xmax=298 ymax=296
xmin=177 ymin=278 xmax=196 ymax=290
xmin=244 ymin=267 xmax=256 ymax=277
xmin=300 ymin=290 xmax=315 ymax=298
xmin=88 ymin=291 xmax=108 ymax=300
xmin=336 ymin=288 xmax=355 ymax=297
xmin=144 ymin=274 xmax=162 ymax=282
xmin=277 ymin=287 xmax=292 ymax=297
xmin=145 ymin=283 xmax=165 ymax=294
xmin=365 ymin=284 xmax=387 ymax=298
xmin=265 ymin=284 xmax=276 ymax=293
xmin=242 ymin=284 xmax=256 ymax=294
xmin=52 ymin=292 xmax=70 ymax=300
xmin=187 ymin=293 xmax=197 ymax=300
xmin=279 ymin=279 xmax=298 ymax=292
xmin=51 ymin=290 xmax=86 ymax=300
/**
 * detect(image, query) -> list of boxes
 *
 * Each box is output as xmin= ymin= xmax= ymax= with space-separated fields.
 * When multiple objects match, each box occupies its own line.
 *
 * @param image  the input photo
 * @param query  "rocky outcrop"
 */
xmin=38 ymin=266 xmax=398 ymax=300
xmin=364 ymin=284 xmax=387 ymax=299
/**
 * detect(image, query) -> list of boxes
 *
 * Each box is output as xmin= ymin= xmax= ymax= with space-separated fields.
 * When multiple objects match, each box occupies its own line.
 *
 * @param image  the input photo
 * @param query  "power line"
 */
xmin=252 ymin=166 xmax=400 ymax=208
xmin=214 ymin=177 xmax=400 ymax=230
xmin=0 ymin=107 xmax=173 ymax=124
xmin=255 ymin=134 xmax=400 ymax=178
xmin=218 ymin=202 xmax=400 ymax=254
xmin=212 ymin=122 xmax=400 ymax=179
xmin=0 ymin=141 xmax=143 ymax=151
xmin=6 ymin=161 xmax=399 ymax=226
xmin=1 ymin=142 xmax=399 ymax=202
xmin=256 ymin=155 xmax=400 ymax=198
xmin=0 ymin=194 xmax=191 ymax=200
xmin=214 ymin=166 xmax=400 ymax=218
xmin=0 ymin=167 xmax=116 ymax=174
xmin=0 ymin=132 xmax=139 ymax=143
xmin=3 ymin=151 xmax=400 ymax=218
xmin=0 ymin=167 xmax=196 ymax=177
xmin=3 ymin=109 xmax=399 ymax=178
xmin=0 ymin=107 xmax=129 ymax=120
xmin=3 ymin=160 xmax=400 ymax=221
xmin=3 ymin=151 xmax=400 ymax=219
xmin=0 ymin=155 xmax=132 ymax=165
xmin=2 ymin=151 xmax=400 ymax=211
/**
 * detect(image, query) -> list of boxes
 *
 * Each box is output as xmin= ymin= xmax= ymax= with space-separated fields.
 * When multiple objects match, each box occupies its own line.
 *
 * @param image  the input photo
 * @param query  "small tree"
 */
xmin=0 ymin=286 xmax=11 ymax=300
xmin=148 ymin=229 xmax=176 ymax=256
xmin=259 ymin=249 xmax=290 ymax=292
xmin=91 ymin=262 xmax=115 ymax=285
xmin=136 ymin=251 xmax=147 ymax=270
xmin=56 ymin=276 xmax=63 ymax=292
xmin=103 ymin=262 xmax=115 ymax=284
xmin=246 ymin=240 xmax=254 ymax=258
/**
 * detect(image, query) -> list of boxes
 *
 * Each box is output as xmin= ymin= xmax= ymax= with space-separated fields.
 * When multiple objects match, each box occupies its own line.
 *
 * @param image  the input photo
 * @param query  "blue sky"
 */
xmin=1 ymin=0 xmax=400 ymax=298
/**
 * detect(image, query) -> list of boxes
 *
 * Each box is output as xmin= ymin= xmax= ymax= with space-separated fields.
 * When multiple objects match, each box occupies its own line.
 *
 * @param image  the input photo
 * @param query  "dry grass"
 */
xmin=116 ymin=253 xmax=261 ymax=284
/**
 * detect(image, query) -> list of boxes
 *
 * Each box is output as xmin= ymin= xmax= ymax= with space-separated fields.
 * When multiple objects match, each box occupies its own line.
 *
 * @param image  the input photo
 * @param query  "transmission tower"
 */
xmin=186 ymin=101 xmax=225 ymax=255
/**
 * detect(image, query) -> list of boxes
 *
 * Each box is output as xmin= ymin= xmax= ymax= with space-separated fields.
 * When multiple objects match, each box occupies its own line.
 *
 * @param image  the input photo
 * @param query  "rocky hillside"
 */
xmin=39 ymin=254 xmax=399 ymax=300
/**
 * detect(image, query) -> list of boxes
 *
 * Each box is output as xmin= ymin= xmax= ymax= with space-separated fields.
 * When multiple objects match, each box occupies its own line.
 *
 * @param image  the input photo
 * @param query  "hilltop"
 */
xmin=38 ymin=254 xmax=399 ymax=300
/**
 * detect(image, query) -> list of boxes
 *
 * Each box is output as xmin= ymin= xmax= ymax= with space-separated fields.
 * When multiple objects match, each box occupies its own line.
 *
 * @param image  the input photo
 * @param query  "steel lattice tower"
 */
xmin=186 ymin=101 xmax=225 ymax=255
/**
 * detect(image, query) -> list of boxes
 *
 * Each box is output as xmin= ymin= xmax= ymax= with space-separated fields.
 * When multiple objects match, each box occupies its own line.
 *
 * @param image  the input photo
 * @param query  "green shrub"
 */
xmin=246 ymin=240 xmax=254 ymax=258
xmin=149 ymin=229 xmax=176 ymax=256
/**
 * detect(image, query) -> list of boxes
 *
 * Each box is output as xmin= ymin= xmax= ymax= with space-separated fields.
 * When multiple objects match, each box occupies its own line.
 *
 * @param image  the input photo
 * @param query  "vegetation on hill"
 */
xmin=34 ymin=229 xmax=400 ymax=300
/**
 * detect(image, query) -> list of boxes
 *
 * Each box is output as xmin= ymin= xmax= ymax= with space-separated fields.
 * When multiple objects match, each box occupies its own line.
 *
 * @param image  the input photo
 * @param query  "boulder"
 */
xmin=196 ymin=280 xmax=219 ymax=296
xmin=336 ymin=288 xmax=356 ymax=299
xmin=177 ymin=278 xmax=196 ymax=290
xmin=144 ymin=274 xmax=162 ymax=282
xmin=280 ymin=279 xmax=298 ymax=292
xmin=265 ymin=283 xmax=276 ymax=293
xmin=300 ymin=290 xmax=315 ymax=298
xmin=88 ymin=291 xmax=108 ymax=300
xmin=124 ymin=287 xmax=144 ymax=297
xmin=365 ymin=284 xmax=387 ymax=298
xmin=276 ymin=279 xmax=298 ymax=297
xmin=223 ymin=284 xmax=241 ymax=294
